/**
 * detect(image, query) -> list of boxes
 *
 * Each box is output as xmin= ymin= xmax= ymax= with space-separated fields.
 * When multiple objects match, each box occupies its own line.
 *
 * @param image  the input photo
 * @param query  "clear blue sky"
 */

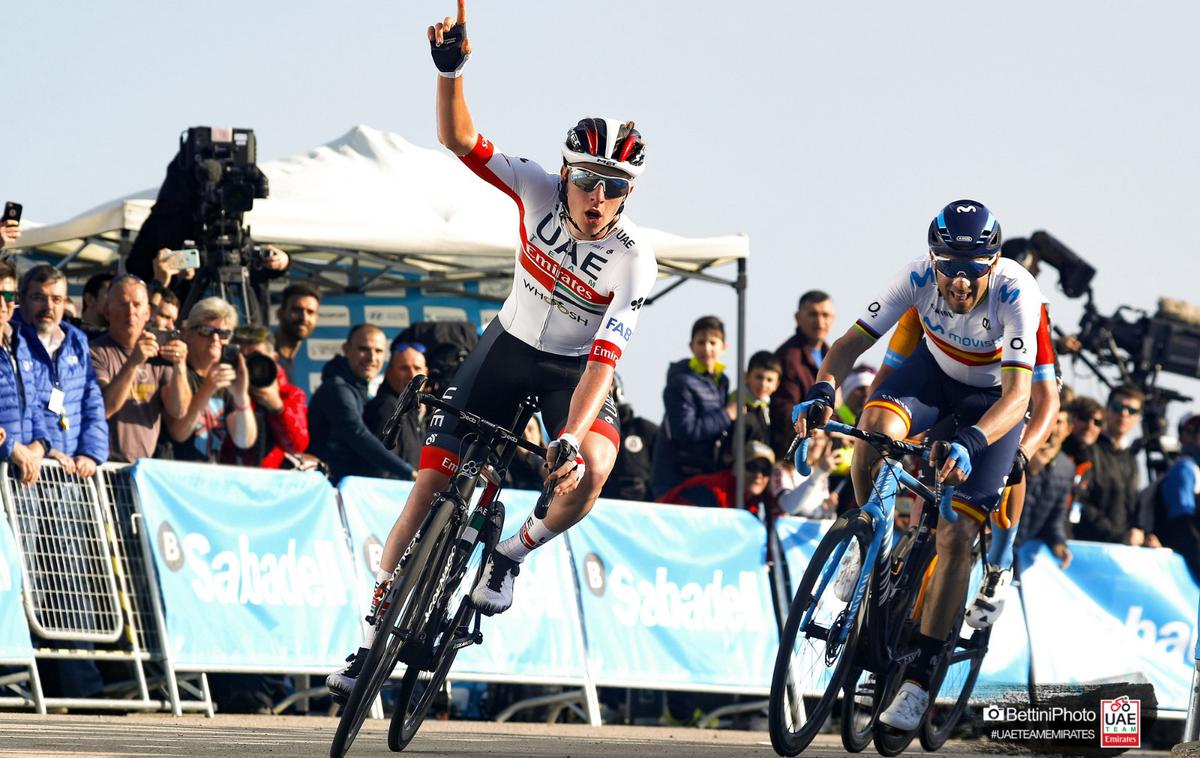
xmin=7 ymin=1 xmax=1200 ymax=423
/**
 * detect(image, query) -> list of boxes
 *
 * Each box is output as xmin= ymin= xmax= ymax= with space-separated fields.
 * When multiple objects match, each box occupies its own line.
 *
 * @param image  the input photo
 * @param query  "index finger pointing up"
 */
xmin=457 ymin=0 xmax=467 ymax=25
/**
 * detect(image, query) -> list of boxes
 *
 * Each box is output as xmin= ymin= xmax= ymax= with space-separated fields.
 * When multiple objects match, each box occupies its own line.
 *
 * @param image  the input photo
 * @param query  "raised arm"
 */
xmin=429 ymin=0 xmax=478 ymax=156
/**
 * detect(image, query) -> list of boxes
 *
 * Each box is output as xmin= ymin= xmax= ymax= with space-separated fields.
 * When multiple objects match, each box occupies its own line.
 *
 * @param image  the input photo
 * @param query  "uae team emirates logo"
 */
xmin=1100 ymin=696 xmax=1140 ymax=748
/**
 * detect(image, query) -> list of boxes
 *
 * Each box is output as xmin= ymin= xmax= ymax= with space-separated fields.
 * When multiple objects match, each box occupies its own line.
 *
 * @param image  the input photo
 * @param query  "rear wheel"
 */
xmin=840 ymin=664 xmax=878 ymax=753
xmin=920 ymin=615 xmax=991 ymax=750
xmin=769 ymin=514 xmax=873 ymax=757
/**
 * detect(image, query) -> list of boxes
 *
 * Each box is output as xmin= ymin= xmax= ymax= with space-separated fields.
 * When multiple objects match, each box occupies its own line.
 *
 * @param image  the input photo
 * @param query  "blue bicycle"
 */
xmin=768 ymin=416 xmax=993 ymax=756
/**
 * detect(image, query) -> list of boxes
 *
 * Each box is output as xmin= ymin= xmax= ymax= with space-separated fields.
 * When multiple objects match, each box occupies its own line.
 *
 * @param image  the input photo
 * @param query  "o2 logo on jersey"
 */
xmin=1010 ymin=337 xmax=1026 ymax=354
xmin=606 ymin=317 xmax=633 ymax=341
xmin=867 ymin=301 xmax=881 ymax=318
xmin=998 ymin=284 xmax=1021 ymax=304
xmin=629 ymin=297 xmax=645 ymax=311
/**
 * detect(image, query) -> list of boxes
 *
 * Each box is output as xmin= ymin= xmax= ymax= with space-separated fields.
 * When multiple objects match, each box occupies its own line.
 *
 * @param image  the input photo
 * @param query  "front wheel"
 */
xmin=769 ymin=514 xmax=873 ymax=757
xmin=388 ymin=598 xmax=474 ymax=751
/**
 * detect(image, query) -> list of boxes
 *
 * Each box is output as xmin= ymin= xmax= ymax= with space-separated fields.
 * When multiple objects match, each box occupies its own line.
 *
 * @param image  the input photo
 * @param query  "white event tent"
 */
xmin=12 ymin=125 xmax=754 ymax=501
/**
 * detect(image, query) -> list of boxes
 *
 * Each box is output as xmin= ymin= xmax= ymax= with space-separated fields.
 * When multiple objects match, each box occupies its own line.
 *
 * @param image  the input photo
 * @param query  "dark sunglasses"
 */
xmin=567 ymin=167 xmax=633 ymax=199
xmin=747 ymin=461 xmax=773 ymax=476
xmin=193 ymin=325 xmax=233 ymax=340
xmin=931 ymin=253 xmax=995 ymax=280
xmin=0 ymin=291 xmax=14 ymax=303
xmin=1108 ymin=402 xmax=1142 ymax=416
xmin=391 ymin=341 xmax=426 ymax=355
xmin=1077 ymin=416 xmax=1104 ymax=428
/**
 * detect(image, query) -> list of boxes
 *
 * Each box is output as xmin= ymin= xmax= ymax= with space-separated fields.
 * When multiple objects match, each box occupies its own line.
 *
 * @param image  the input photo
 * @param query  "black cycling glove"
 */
xmin=430 ymin=23 xmax=470 ymax=78
xmin=1007 ymin=448 xmax=1028 ymax=485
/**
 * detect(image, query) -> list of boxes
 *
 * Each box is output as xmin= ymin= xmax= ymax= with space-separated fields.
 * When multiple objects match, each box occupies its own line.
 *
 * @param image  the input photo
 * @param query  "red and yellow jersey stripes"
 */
xmin=459 ymin=134 xmax=657 ymax=363
xmin=854 ymin=257 xmax=1043 ymax=388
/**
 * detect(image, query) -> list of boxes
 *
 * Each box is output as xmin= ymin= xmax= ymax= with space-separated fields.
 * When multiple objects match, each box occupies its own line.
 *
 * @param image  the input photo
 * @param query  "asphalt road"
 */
xmin=0 ymin=714 xmax=1173 ymax=757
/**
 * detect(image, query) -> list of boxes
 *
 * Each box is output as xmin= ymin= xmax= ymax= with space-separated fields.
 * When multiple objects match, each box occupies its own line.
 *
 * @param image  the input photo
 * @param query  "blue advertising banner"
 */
xmin=0 ymin=518 xmax=34 ymax=660
xmin=337 ymin=478 xmax=589 ymax=683
xmin=774 ymin=516 xmax=831 ymax=588
xmin=567 ymin=500 xmax=777 ymax=692
xmin=1014 ymin=540 xmax=1198 ymax=711
xmin=133 ymin=460 xmax=360 ymax=670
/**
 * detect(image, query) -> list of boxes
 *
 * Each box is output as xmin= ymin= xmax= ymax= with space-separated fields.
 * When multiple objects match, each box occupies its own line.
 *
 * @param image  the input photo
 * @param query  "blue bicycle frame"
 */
xmin=796 ymin=419 xmax=956 ymax=646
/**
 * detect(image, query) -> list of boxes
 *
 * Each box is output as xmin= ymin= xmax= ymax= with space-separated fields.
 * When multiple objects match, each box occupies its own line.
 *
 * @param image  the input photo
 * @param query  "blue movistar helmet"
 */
xmin=927 ymin=199 xmax=1002 ymax=258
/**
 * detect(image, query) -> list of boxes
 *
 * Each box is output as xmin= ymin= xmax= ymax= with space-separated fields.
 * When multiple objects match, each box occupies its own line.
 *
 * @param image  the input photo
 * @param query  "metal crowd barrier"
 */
xmin=0 ymin=461 xmax=212 ymax=715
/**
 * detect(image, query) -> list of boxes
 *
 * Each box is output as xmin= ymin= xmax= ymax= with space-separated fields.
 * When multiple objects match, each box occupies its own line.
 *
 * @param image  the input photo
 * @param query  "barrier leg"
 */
xmin=1185 ymin=664 xmax=1200 ymax=743
xmin=697 ymin=698 xmax=769 ymax=729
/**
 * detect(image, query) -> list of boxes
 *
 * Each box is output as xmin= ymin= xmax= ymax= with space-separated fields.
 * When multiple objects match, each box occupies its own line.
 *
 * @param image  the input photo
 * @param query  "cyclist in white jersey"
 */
xmin=327 ymin=0 xmax=657 ymax=701
xmin=791 ymin=199 xmax=1043 ymax=731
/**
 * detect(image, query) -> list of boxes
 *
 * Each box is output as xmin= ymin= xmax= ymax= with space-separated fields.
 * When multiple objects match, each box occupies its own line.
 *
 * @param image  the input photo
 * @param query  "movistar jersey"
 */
xmin=459 ymin=134 xmax=658 ymax=367
xmin=853 ymin=257 xmax=1042 ymax=388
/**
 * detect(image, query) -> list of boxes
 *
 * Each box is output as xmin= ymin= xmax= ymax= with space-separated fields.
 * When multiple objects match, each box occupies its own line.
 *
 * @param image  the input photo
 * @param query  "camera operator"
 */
xmin=167 ymin=297 xmax=256 ymax=461
xmin=89 ymin=274 xmax=191 ymax=463
xmin=220 ymin=326 xmax=312 ymax=469
xmin=126 ymin=133 xmax=288 ymax=325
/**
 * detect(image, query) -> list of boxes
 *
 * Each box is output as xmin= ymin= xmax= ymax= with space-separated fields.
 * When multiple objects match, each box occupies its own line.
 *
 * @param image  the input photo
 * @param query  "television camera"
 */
xmin=1004 ymin=231 xmax=1198 ymax=474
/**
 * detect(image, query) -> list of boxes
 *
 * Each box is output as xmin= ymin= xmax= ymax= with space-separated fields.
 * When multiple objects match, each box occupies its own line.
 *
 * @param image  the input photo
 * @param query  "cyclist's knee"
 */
xmin=858 ymin=405 xmax=907 ymax=439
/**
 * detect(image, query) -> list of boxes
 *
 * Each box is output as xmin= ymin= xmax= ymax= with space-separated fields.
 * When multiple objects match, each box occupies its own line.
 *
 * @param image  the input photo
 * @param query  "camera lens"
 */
xmin=246 ymin=352 xmax=278 ymax=388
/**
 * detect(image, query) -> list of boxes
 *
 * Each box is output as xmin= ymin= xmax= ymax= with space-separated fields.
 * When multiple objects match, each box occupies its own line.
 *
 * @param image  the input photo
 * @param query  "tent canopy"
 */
xmin=14 ymin=125 xmax=747 ymax=295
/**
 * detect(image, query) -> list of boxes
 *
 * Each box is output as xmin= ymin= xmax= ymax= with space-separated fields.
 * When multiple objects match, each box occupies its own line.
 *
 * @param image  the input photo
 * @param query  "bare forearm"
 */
xmin=561 ymin=363 xmax=613 ymax=440
xmin=975 ymin=375 xmax=1032 ymax=443
xmin=163 ymin=367 xmax=192 ymax=419
xmin=436 ymin=76 xmax=477 ymax=155
xmin=815 ymin=330 xmax=874 ymax=389
xmin=1018 ymin=381 xmax=1060 ymax=457
xmin=167 ymin=385 xmax=213 ymax=442
xmin=227 ymin=406 xmax=256 ymax=449
xmin=100 ymin=360 xmax=142 ymax=418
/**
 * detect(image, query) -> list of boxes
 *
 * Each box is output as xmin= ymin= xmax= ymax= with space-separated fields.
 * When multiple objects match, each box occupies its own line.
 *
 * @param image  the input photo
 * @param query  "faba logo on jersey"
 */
xmin=604 ymin=564 xmax=767 ymax=632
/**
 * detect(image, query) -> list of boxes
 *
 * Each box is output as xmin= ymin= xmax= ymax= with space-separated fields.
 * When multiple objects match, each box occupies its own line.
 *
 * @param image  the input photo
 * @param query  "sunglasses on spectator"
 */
xmin=567 ymin=167 xmax=633 ymax=199
xmin=193 ymin=325 xmax=233 ymax=340
xmin=1077 ymin=416 xmax=1104 ymax=427
xmin=391 ymin=341 xmax=426 ymax=355
xmin=747 ymin=461 xmax=772 ymax=476
xmin=0 ymin=291 xmax=14 ymax=303
xmin=1107 ymin=402 xmax=1142 ymax=415
xmin=931 ymin=253 xmax=995 ymax=281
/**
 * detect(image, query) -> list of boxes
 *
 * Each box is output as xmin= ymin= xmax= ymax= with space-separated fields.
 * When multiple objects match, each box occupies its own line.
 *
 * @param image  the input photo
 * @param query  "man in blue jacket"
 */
xmin=651 ymin=316 xmax=735 ymax=497
xmin=16 ymin=265 xmax=108 ymax=475
xmin=13 ymin=264 xmax=109 ymax=701
xmin=308 ymin=323 xmax=416 ymax=483
xmin=0 ymin=260 xmax=50 ymax=485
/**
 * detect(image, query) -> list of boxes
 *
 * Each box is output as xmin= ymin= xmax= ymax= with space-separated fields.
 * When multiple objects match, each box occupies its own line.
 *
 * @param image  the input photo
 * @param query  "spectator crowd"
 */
xmin=3 ymin=211 xmax=1200 ymax=718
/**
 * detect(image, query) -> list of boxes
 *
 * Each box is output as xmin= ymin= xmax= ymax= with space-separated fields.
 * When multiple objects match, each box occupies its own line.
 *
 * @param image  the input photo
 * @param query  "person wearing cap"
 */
xmin=657 ymin=440 xmax=778 ymax=517
xmin=836 ymin=365 xmax=876 ymax=426
xmin=771 ymin=430 xmax=841 ymax=519
xmin=1153 ymin=413 xmax=1200 ymax=582
xmin=363 ymin=338 xmax=429 ymax=472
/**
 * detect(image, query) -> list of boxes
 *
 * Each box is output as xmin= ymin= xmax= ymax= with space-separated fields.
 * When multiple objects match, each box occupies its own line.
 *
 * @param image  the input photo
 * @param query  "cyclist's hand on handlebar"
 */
xmin=791 ymin=381 xmax=836 ymax=438
xmin=938 ymin=441 xmax=972 ymax=486
xmin=544 ymin=433 xmax=586 ymax=496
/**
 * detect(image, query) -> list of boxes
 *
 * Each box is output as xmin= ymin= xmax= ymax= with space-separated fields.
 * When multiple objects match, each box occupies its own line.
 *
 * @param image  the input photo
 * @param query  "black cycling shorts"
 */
xmin=420 ymin=321 xmax=620 ymax=476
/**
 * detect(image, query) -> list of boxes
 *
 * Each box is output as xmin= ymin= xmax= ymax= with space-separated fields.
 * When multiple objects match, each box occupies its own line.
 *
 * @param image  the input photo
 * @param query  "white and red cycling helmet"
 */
xmin=561 ymin=117 xmax=647 ymax=178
